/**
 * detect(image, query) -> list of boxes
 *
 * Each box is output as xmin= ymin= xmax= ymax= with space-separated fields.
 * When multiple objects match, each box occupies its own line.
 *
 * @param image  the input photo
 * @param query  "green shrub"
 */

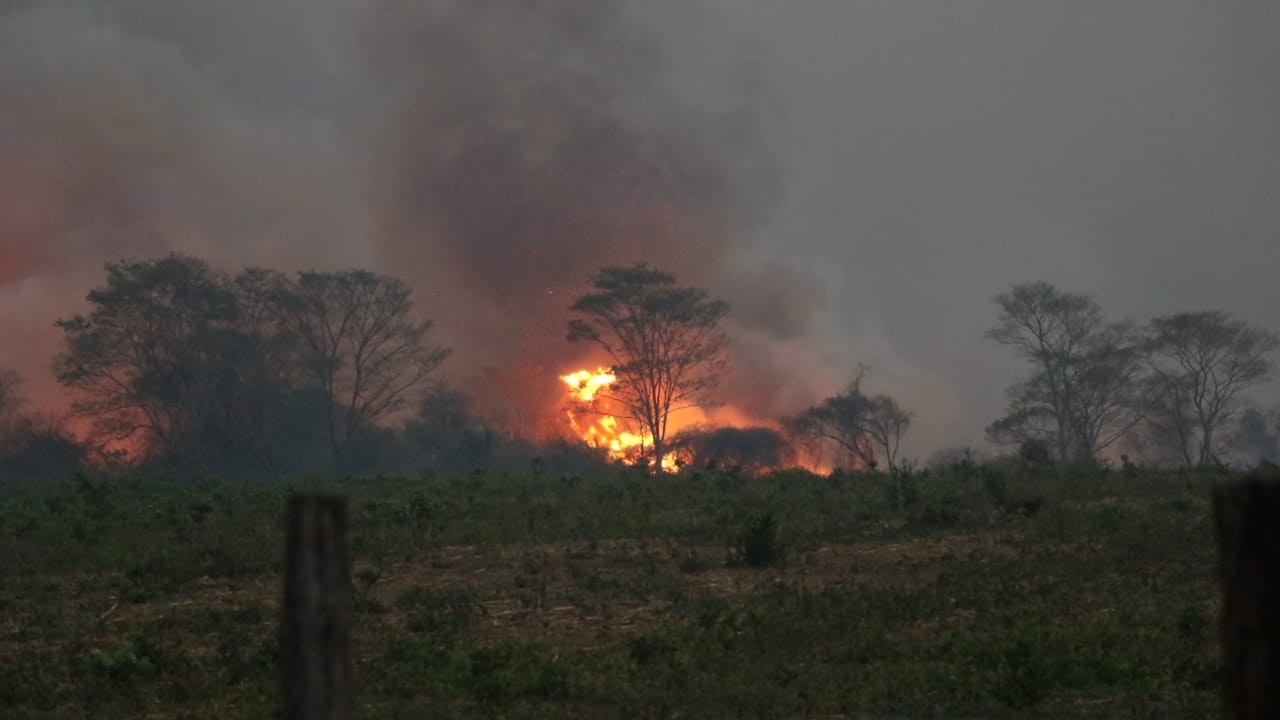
xmin=732 ymin=511 xmax=785 ymax=568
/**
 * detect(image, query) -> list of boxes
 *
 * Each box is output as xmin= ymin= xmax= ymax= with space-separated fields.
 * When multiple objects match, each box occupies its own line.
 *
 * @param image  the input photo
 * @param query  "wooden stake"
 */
xmin=1213 ymin=470 xmax=1280 ymax=719
xmin=282 ymin=495 xmax=352 ymax=720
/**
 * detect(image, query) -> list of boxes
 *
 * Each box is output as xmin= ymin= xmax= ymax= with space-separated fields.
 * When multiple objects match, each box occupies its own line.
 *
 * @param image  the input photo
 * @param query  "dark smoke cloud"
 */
xmin=361 ymin=0 xmax=782 ymax=370
xmin=0 ymin=0 xmax=797 ymax=435
xmin=0 ymin=1 xmax=373 ymax=410
xmin=12 ymin=2 xmax=1274 ymax=458
xmin=716 ymin=261 xmax=824 ymax=341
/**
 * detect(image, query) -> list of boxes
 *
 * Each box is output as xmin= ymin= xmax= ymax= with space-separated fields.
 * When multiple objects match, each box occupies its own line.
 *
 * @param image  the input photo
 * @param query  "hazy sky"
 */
xmin=698 ymin=0 xmax=1280 ymax=450
xmin=2 ymin=1 xmax=1278 ymax=457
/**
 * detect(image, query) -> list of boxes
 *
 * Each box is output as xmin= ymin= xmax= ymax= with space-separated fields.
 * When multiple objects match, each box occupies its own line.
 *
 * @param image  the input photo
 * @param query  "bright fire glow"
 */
xmin=561 ymin=368 xmax=616 ymax=403
xmin=558 ymin=368 xmax=838 ymax=475
xmin=560 ymin=367 xmax=678 ymax=471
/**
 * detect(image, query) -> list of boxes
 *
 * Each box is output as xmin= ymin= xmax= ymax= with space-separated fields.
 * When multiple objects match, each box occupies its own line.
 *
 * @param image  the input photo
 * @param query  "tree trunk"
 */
xmin=282 ymin=495 xmax=353 ymax=720
xmin=327 ymin=410 xmax=343 ymax=474
xmin=1214 ymin=470 xmax=1280 ymax=719
xmin=1200 ymin=423 xmax=1215 ymax=467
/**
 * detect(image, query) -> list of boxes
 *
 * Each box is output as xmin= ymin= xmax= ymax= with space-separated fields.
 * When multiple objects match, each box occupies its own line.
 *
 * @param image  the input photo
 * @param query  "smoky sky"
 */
xmin=2 ymin=0 xmax=1279 ymax=456
xmin=703 ymin=0 xmax=1280 ymax=451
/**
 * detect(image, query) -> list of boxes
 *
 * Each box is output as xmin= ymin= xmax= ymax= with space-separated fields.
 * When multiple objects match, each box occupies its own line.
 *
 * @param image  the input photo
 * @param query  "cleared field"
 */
xmin=0 ymin=466 xmax=1223 ymax=718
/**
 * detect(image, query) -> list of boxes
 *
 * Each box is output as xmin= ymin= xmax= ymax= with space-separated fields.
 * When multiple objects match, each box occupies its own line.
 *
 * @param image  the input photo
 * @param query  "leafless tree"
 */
xmin=272 ymin=270 xmax=451 ymax=471
xmin=786 ymin=371 xmax=912 ymax=472
xmin=567 ymin=263 xmax=729 ymax=470
xmin=862 ymin=394 xmax=912 ymax=472
xmin=985 ymin=282 xmax=1142 ymax=464
xmin=1142 ymin=310 xmax=1278 ymax=466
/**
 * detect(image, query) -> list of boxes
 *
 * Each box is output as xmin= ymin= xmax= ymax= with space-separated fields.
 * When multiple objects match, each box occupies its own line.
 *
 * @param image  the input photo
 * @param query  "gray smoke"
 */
xmin=0 ymin=0 xmax=797 ymax=436
xmin=4 ymin=1 xmax=1279 ymax=458
xmin=358 ymin=0 xmax=782 ymax=368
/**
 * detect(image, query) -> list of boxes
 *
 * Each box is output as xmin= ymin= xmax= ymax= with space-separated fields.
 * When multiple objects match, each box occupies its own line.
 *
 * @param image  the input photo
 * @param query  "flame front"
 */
xmin=561 ymin=367 xmax=678 ymax=471
xmin=562 ymin=368 xmax=617 ymax=403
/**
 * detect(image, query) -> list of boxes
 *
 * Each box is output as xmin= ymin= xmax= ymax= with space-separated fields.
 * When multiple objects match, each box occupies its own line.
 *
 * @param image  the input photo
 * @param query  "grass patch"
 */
xmin=0 ymin=465 xmax=1228 ymax=717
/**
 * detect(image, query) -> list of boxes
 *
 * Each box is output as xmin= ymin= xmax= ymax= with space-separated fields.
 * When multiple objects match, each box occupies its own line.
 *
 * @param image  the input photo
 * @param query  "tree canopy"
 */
xmin=271 ymin=270 xmax=451 ymax=471
xmin=53 ymin=255 xmax=449 ymax=474
xmin=985 ymin=282 xmax=1142 ymax=464
xmin=786 ymin=371 xmax=912 ymax=472
xmin=567 ymin=263 xmax=729 ymax=469
xmin=1141 ymin=310 xmax=1277 ymax=466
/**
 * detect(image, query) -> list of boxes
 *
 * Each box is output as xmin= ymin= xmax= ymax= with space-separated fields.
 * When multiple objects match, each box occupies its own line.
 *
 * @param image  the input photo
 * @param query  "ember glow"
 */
xmin=561 ymin=367 xmax=679 ymax=471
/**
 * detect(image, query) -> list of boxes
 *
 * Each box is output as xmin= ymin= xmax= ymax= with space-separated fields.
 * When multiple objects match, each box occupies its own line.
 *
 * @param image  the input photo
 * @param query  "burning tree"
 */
xmin=567 ymin=264 xmax=729 ymax=471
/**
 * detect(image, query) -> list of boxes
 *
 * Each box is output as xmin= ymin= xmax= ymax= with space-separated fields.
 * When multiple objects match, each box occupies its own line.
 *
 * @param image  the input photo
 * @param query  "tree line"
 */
xmin=48 ymin=255 xmax=452 ymax=475
xmin=986 ymin=282 xmax=1279 ymax=468
xmin=0 ymin=256 xmax=1276 ymax=481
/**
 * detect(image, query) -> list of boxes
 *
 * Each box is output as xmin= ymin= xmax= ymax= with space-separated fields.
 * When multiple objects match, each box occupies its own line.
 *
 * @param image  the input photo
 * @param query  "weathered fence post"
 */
xmin=282 ymin=495 xmax=352 ymax=720
xmin=1213 ymin=471 xmax=1280 ymax=719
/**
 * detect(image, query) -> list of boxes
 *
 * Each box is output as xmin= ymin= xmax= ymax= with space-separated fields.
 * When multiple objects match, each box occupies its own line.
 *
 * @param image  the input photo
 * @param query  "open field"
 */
xmin=0 ymin=465 xmax=1225 ymax=718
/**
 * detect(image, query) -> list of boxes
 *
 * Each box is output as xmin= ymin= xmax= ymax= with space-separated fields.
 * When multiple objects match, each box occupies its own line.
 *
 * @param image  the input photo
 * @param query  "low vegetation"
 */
xmin=0 ymin=462 xmax=1231 ymax=718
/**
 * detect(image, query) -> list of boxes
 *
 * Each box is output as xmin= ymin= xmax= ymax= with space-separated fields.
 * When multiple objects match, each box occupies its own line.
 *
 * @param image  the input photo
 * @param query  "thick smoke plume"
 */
xmin=358 ymin=0 xmax=788 ymax=432
xmin=0 ymin=1 xmax=809 ymax=437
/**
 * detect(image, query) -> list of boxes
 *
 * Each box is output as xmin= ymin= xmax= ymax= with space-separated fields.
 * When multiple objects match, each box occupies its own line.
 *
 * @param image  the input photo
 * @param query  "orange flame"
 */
xmin=560 ymin=367 xmax=678 ymax=471
xmin=561 ymin=368 xmax=617 ymax=403
xmin=558 ymin=368 xmax=839 ymax=475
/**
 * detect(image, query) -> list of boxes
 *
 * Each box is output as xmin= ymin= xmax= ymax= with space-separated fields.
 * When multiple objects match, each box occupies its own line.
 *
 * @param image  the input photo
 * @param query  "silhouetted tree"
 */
xmin=54 ymin=255 xmax=243 ymax=468
xmin=986 ymin=282 xmax=1142 ymax=464
xmin=0 ymin=413 xmax=85 ymax=481
xmin=567 ymin=264 xmax=729 ymax=471
xmin=0 ymin=369 xmax=85 ymax=481
xmin=272 ymin=270 xmax=450 ymax=471
xmin=862 ymin=393 xmax=912 ymax=471
xmin=1142 ymin=311 xmax=1278 ymax=466
xmin=787 ymin=372 xmax=912 ymax=471
xmin=403 ymin=381 xmax=495 ymax=472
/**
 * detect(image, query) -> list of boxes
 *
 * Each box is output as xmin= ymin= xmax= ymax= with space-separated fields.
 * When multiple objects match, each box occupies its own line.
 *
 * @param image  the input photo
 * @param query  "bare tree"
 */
xmin=786 ymin=371 xmax=912 ymax=472
xmin=1069 ymin=323 xmax=1145 ymax=458
xmin=985 ymin=282 xmax=1141 ymax=464
xmin=1142 ymin=311 xmax=1278 ymax=467
xmin=863 ymin=394 xmax=912 ymax=472
xmin=272 ymin=270 xmax=450 ymax=472
xmin=567 ymin=264 xmax=729 ymax=470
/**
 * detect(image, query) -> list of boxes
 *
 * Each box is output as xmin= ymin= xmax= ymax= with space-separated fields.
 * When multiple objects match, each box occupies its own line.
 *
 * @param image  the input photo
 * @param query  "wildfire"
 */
xmin=560 ymin=367 xmax=678 ymax=471
xmin=558 ymin=368 xmax=838 ymax=475
xmin=561 ymin=368 xmax=616 ymax=403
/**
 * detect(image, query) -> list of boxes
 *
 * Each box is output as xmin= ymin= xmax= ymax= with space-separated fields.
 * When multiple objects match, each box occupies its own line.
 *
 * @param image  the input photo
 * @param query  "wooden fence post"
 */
xmin=1213 ymin=471 xmax=1280 ymax=719
xmin=282 ymin=494 xmax=353 ymax=720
